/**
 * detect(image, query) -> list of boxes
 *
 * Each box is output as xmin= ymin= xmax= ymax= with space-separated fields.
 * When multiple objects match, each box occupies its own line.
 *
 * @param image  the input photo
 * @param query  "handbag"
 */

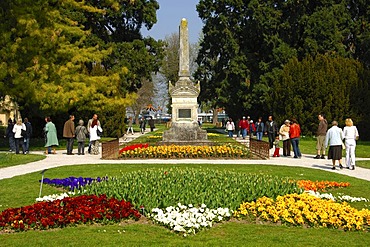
xmin=97 ymin=128 xmax=102 ymax=137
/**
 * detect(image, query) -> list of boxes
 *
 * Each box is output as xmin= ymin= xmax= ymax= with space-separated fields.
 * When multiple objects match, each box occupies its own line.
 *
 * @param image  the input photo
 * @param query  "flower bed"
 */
xmin=41 ymin=176 xmax=106 ymax=191
xmin=297 ymin=180 xmax=350 ymax=192
xmin=80 ymin=168 xmax=301 ymax=212
xmin=149 ymin=203 xmax=232 ymax=236
xmin=236 ymin=193 xmax=370 ymax=231
xmin=0 ymin=195 xmax=140 ymax=231
xmin=119 ymin=144 xmax=249 ymax=159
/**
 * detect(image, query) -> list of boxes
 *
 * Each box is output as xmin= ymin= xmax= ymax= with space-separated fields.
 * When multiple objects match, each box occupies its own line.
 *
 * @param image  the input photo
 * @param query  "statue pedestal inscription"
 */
xmin=162 ymin=18 xmax=207 ymax=143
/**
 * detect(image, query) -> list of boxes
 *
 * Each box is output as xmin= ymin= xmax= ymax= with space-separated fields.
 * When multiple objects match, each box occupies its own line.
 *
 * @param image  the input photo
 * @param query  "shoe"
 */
xmin=314 ymin=155 xmax=320 ymax=159
xmin=294 ymin=156 xmax=298 ymax=158
xmin=346 ymin=167 xmax=350 ymax=169
xmin=350 ymin=166 xmax=355 ymax=170
xmin=320 ymin=155 xmax=325 ymax=159
xmin=277 ymin=155 xmax=280 ymax=157
xmin=339 ymin=164 xmax=343 ymax=169
xmin=331 ymin=167 xmax=336 ymax=170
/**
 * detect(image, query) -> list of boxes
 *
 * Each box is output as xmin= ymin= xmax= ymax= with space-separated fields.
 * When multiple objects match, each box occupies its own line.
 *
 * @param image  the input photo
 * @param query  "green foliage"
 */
xmin=81 ymin=168 xmax=301 ymax=212
xmin=271 ymin=54 xmax=369 ymax=135
xmin=195 ymin=0 xmax=370 ymax=128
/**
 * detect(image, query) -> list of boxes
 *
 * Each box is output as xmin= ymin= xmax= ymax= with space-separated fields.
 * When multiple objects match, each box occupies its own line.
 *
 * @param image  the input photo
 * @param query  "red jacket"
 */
xmin=289 ymin=123 xmax=301 ymax=139
xmin=239 ymin=119 xmax=249 ymax=129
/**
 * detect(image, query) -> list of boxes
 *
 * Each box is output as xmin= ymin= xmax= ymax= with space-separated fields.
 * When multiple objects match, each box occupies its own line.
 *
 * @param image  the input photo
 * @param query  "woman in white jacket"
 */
xmin=89 ymin=119 xmax=103 ymax=155
xmin=343 ymin=118 xmax=359 ymax=170
xmin=12 ymin=119 xmax=26 ymax=154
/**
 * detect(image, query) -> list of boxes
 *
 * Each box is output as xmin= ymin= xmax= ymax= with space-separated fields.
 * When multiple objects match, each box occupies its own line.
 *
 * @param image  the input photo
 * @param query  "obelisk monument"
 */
xmin=162 ymin=18 xmax=207 ymax=142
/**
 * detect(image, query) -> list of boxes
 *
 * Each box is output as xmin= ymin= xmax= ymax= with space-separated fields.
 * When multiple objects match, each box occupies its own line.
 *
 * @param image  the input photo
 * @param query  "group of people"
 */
xmin=3 ymin=113 xmax=103 ymax=156
xmin=321 ymin=117 xmax=359 ymax=170
xmin=127 ymin=116 xmax=155 ymax=135
xmin=226 ymin=114 xmax=360 ymax=170
xmin=43 ymin=114 xmax=102 ymax=155
xmin=4 ymin=117 xmax=32 ymax=154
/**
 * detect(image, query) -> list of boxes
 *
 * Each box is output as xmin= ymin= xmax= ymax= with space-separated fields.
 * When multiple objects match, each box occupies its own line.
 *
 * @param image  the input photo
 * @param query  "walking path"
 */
xmin=1 ymin=131 xmax=370 ymax=182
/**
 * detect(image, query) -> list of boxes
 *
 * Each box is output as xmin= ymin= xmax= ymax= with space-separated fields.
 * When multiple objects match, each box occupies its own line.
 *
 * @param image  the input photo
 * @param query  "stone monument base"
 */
xmin=162 ymin=121 xmax=208 ymax=143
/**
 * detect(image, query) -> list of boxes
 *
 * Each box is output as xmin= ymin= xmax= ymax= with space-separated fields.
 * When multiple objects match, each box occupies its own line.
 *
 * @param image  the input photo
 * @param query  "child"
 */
xmin=273 ymin=135 xmax=280 ymax=157
xmin=75 ymin=119 xmax=88 ymax=155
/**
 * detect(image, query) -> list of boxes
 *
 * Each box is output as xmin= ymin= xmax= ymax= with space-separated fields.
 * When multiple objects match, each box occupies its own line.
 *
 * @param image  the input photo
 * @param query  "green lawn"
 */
xmin=0 ymin=153 xmax=45 ymax=169
xmin=0 ymin=164 xmax=369 ymax=246
xmin=357 ymin=160 xmax=370 ymax=169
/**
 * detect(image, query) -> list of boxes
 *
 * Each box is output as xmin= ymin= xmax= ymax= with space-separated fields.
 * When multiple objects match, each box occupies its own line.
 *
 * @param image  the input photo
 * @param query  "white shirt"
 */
xmin=226 ymin=121 xmax=235 ymax=131
xmin=343 ymin=126 xmax=359 ymax=146
xmin=89 ymin=125 xmax=103 ymax=141
xmin=12 ymin=123 xmax=26 ymax=139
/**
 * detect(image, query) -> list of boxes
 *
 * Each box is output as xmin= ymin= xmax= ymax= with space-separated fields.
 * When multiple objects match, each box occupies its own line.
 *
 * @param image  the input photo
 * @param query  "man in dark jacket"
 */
xmin=63 ymin=115 xmax=75 ymax=155
xmin=22 ymin=117 xmax=33 ymax=154
xmin=314 ymin=114 xmax=328 ymax=159
xmin=5 ymin=118 xmax=16 ymax=152
xmin=264 ymin=115 xmax=278 ymax=149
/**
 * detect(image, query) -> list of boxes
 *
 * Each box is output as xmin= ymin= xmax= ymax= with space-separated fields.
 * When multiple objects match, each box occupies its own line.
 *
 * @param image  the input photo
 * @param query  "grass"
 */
xmin=0 ymin=153 xmax=45 ymax=169
xmin=0 ymin=164 xmax=370 ymax=246
xmin=357 ymin=160 xmax=370 ymax=169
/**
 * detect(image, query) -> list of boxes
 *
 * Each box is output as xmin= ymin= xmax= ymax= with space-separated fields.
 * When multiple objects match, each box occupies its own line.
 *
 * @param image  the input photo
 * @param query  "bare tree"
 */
xmin=127 ymin=78 xmax=155 ymax=124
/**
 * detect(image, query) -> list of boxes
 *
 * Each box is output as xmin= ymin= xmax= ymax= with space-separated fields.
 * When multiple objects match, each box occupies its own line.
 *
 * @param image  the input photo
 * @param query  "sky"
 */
xmin=141 ymin=0 xmax=203 ymax=43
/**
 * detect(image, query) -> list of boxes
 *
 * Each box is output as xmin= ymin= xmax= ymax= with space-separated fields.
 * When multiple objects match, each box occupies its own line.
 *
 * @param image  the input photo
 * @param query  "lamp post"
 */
xmin=38 ymin=169 xmax=48 ymax=198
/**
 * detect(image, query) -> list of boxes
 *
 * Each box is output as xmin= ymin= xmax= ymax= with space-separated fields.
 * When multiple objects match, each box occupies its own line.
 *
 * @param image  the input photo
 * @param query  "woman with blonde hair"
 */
xmin=12 ymin=119 xmax=26 ymax=154
xmin=343 ymin=118 xmax=359 ymax=170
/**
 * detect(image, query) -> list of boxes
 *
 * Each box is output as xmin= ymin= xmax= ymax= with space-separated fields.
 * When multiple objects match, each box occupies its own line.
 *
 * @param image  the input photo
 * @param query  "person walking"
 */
xmin=289 ymin=118 xmax=302 ymax=158
xmin=255 ymin=117 xmax=264 ymax=141
xmin=264 ymin=115 xmax=278 ymax=149
xmin=44 ymin=117 xmax=59 ymax=154
xmin=87 ymin=114 xmax=101 ymax=154
xmin=126 ymin=117 xmax=134 ymax=135
xmin=249 ymin=120 xmax=256 ymax=137
xmin=226 ymin=118 xmax=235 ymax=138
xmin=75 ymin=119 xmax=88 ymax=155
xmin=5 ymin=118 xmax=16 ymax=152
xmin=63 ymin=115 xmax=75 ymax=155
xmin=325 ymin=121 xmax=344 ymax=170
xmin=22 ymin=117 xmax=33 ymax=154
xmin=89 ymin=119 xmax=103 ymax=155
xmin=279 ymin=120 xmax=291 ymax=156
xmin=238 ymin=116 xmax=249 ymax=139
xmin=148 ymin=117 xmax=155 ymax=132
xmin=139 ymin=117 xmax=146 ymax=134
xmin=343 ymin=118 xmax=359 ymax=170
xmin=314 ymin=114 xmax=328 ymax=159
xmin=12 ymin=119 xmax=26 ymax=154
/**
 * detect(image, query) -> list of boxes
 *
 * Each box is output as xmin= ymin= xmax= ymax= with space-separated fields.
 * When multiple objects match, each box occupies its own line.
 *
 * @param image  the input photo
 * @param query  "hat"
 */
xmin=242 ymin=116 xmax=246 ymax=119
xmin=250 ymin=120 xmax=253 ymax=123
xmin=284 ymin=119 xmax=290 ymax=123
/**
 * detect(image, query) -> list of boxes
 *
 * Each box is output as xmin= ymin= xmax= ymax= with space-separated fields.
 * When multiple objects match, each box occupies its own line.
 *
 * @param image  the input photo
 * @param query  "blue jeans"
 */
xmin=291 ymin=138 xmax=301 ymax=158
xmin=9 ymin=136 xmax=16 ymax=151
xmin=66 ymin=138 xmax=74 ymax=154
xmin=241 ymin=129 xmax=247 ymax=139
xmin=23 ymin=138 xmax=30 ymax=152
xmin=256 ymin=132 xmax=263 ymax=141
xmin=228 ymin=130 xmax=234 ymax=137
xmin=15 ymin=138 xmax=24 ymax=154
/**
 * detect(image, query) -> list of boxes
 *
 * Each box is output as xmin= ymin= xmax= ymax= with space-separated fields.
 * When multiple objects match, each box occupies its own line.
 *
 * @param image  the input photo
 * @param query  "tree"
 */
xmin=127 ymin=78 xmax=155 ymax=124
xmin=195 ymin=0 xmax=370 ymax=122
xmin=0 ymin=0 xmax=134 ymax=115
xmin=272 ymin=54 xmax=367 ymax=135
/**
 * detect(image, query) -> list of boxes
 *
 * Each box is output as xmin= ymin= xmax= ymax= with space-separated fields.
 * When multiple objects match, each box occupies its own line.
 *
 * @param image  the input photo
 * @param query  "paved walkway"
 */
xmin=1 ymin=132 xmax=370 ymax=182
